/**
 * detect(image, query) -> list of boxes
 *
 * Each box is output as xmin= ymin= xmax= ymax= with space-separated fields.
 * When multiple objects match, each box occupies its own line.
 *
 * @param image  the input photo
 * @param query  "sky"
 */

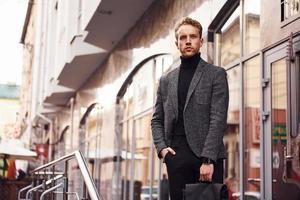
xmin=0 ymin=0 xmax=28 ymax=85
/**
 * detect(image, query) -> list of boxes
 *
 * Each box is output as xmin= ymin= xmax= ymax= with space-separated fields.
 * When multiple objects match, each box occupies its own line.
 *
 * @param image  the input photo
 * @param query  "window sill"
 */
xmin=281 ymin=12 xmax=300 ymax=28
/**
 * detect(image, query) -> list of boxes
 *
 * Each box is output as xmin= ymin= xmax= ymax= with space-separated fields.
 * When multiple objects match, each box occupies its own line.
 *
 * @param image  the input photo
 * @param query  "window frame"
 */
xmin=280 ymin=0 xmax=300 ymax=27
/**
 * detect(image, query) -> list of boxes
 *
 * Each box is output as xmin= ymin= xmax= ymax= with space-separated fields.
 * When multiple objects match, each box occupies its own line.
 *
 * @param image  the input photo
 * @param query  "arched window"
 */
xmin=115 ymin=54 xmax=173 ymax=200
xmin=79 ymin=103 xmax=104 ymax=194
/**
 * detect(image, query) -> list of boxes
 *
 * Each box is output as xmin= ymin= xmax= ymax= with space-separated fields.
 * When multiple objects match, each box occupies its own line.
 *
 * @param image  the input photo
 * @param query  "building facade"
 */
xmin=20 ymin=0 xmax=300 ymax=199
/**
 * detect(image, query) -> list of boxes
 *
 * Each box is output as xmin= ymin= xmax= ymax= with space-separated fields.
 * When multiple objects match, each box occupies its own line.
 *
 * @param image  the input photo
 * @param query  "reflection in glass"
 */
xmin=271 ymin=59 xmax=300 ymax=199
xmin=244 ymin=0 xmax=260 ymax=55
xmin=271 ymin=59 xmax=300 ymax=200
xmin=217 ymin=5 xmax=240 ymax=67
xmin=244 ymin=56 xmax=261 ymax=196
xmin=272 ymin=58 xmax=287 ymax=199
xmin=155 ymin=55 xmax=173 ymax=81
xmin=83 ymin=105 xmax=114 ymax=199
xmin=119 ymin=55 xmax=173 ymax=200
xmin=281 ymin=0 xmax=300 ymax=21
xmin=224 ymin=66 xmax=240 ymax=198
xmin=133 ymin=115 xmax=153 ymax=199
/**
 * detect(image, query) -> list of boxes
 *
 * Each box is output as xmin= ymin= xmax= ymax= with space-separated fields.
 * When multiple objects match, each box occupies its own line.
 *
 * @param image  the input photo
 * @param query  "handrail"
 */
xmin=40 ymin=182 xmax=64 ymax=200
xmin=31 ymin=150 xmax=101 ymax=200
xmin=18 ymin=184 xmax=33 ymax=200
xmin=25 ymin=175 xmax=63 ymax=199
xmin=34 ymin=171 xmax=64 ymax=175
xmin=25 ymin=181 xmax=45 ymax=199
xmin=32 ymin=152 xmax=74 ymax=172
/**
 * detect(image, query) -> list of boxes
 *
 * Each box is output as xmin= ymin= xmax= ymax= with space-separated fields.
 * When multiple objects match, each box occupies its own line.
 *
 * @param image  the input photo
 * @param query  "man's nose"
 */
xmin=186 ymin=36 xmax=191 ymax=44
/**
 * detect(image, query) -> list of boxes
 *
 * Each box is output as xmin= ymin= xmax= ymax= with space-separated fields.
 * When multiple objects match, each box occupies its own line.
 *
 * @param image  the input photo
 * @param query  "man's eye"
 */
xmin=179 ymin=36 xmax=186 ymax=40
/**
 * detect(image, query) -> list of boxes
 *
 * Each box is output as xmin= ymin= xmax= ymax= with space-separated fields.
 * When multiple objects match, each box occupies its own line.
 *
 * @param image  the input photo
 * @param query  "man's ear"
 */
xmin=200 ymin=38 xmax=203 ymax=47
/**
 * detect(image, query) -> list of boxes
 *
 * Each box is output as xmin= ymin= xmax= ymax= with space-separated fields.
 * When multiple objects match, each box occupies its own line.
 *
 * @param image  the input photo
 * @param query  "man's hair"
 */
xmin=175 ymin=17 xmax=203 ymax=39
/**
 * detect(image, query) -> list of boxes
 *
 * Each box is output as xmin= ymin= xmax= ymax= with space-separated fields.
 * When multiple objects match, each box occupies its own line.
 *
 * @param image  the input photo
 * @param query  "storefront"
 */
xmin=109 ymin=0 xmax=300 ymax=199
xmin=40 ymin=0 xmax=300 ymax=199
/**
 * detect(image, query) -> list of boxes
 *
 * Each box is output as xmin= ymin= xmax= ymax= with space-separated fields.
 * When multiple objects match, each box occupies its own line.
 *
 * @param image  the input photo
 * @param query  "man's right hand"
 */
xmin=160 ymin=147 xmax=176 ymax=159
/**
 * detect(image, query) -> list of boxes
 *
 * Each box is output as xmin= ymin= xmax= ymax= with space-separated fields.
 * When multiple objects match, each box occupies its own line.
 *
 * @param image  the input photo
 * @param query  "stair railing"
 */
xmin=19 ymin=150 xmax=101 ymax=200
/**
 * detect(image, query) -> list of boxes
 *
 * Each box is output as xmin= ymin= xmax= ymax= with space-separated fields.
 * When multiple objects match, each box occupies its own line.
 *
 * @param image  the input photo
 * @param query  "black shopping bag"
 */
xmin=183 ymin=182 xmax=228 ymax=200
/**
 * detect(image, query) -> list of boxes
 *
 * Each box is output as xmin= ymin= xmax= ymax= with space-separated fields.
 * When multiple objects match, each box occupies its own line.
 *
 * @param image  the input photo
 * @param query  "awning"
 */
xmin=0 ymin=139 xmax=37 ymax=160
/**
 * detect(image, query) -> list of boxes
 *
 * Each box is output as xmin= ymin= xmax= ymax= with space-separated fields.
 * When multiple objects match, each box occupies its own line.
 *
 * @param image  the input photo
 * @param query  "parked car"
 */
xmin=232 ymin=191 xmax=261 ymax=200
xmin=140 ymin=186 xmax=158 ymax=200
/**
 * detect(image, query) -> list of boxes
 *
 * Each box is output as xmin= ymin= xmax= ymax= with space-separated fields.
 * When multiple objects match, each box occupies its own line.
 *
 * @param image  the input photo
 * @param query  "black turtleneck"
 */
xmin=174 ymin=53 xmax=201 ymax=136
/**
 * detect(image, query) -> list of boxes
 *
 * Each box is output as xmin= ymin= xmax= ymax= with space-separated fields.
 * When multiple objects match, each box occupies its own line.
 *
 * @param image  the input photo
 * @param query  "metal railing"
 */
xmin=22 ymin=175 xmax=64 ymax=200
xmin=18 ymin=150 xmax=101 ymax=200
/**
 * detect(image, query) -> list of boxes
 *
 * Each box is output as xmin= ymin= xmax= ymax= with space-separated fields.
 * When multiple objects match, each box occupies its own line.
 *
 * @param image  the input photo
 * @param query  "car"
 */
xmin=140 ymin=186 xmax=158 ymax=200
xmin=232 ymin=191 xmax=261 ymax=200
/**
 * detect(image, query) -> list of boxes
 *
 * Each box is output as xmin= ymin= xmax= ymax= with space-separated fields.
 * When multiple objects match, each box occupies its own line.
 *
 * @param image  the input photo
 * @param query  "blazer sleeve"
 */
xmin=151 ymin=77 xmax=168 ymax=158
xmin=201 ymin=68 xmax=229 ymax=161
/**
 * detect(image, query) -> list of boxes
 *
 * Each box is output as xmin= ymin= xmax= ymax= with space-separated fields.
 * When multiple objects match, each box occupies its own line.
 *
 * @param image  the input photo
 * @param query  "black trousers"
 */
xmin=164 ymin=136 xmax=224 ymax=200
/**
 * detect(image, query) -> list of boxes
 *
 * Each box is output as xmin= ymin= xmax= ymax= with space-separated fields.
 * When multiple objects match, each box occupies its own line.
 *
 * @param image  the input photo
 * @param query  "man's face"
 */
xmin=175 ymin=24 xmax=203 ymax=58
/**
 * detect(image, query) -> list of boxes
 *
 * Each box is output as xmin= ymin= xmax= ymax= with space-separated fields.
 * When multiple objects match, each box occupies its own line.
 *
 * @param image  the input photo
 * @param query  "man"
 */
xmin=151 ymin=17 xmax=229 ymax=200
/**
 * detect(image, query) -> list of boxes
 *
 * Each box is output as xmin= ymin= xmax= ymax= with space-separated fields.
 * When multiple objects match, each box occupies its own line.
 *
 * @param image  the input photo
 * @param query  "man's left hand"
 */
xmin=199 ymin=164 xmax=214 ymax=182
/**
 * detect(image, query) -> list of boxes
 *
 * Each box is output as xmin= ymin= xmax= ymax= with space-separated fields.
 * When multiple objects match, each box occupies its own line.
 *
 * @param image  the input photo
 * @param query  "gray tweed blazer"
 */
xmin=151 ymin=57 xmax=229 ymax=162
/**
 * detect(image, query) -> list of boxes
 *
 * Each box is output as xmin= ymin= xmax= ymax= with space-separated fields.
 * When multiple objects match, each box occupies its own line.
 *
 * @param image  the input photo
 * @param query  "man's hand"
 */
xmin=199 ymin=164 xmax=214 ymax=182
xmin=160 ymin=147 xmax=176 ymax=159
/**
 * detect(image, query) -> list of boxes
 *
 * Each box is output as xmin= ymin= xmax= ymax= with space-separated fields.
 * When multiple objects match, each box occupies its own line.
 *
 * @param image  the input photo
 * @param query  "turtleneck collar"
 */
xmin=180 ymin=53 xmax=201 ymax=68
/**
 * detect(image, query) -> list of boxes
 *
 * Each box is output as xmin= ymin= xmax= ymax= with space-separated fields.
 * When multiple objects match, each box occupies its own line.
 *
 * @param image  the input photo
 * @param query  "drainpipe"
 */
xmin=70 ymin=97 xmax=75 ymax=152
xmin=37 ymin=113 xmax=53 ymax=161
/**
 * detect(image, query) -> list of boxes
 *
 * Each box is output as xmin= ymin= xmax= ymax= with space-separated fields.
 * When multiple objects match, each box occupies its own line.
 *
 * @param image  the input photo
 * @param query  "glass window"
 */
xmin=244 ymin=0 xmax=260 ymax=55
xmin=291 ymin=54 xmax=299 ymax=137
xmin=120 ymin=98 xmax=134 ymax=200
xmin=224 ymin=66 xmax=240 ymax=198
xmin=244 ymin=56 xmax=261 ymax=195
xmin=119 ymin=55 xmax=173 ymax=200
xmin=133 ymin=114 xmax=152 ymax=199
xmin=271 ymin=58 xmax=288 ymax=199
xmin=133 ymin=60 xmax=155 ymax=115
xmin=155 ymin=55 xmax=173 ymax=83
xmin=281 ymin=0 xmax=300 ymax=21
xmin=216 ymin=5 xmax=241 ymax=67
xmin=84 ymin=105 xmax=111 ymax=198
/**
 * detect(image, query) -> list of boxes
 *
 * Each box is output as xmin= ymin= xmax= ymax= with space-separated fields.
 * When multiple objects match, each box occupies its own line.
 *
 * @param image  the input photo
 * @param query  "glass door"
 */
xmin=262 ymin=42 xmax=300 ymax=199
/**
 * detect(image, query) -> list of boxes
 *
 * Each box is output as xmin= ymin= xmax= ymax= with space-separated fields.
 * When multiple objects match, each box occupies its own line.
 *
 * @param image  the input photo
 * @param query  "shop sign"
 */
xmin=273 ymin=124 xmax=287 ymax=144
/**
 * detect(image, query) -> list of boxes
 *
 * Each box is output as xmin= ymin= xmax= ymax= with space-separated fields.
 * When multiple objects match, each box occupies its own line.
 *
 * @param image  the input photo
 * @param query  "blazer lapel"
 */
xmin=184 ymin=58 xmax=207 ymax=110
xmin=169 ymin=67 xmax=179 ymax=118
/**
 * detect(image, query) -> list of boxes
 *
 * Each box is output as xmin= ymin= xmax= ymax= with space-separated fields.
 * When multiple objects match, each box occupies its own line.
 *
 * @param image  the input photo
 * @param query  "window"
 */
xmin=291 ymin=53 xmax=300 ymax=137
xmin=244 ymin=56 xmax=261 ymax=193
xmin=224 ymin=66 xmax=241 ymax=195
xmin=281 ymin=0 xmax=300 ymax=21
xmin=210 ymin=0 xmax=262 ymax=197
xmin=217 ymin=5 xmax=241 ymax=67
xmin=117 ymin=54 xmax=173 ymax=200
xmin=244 ymin=0 xmax=260 ymax=55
